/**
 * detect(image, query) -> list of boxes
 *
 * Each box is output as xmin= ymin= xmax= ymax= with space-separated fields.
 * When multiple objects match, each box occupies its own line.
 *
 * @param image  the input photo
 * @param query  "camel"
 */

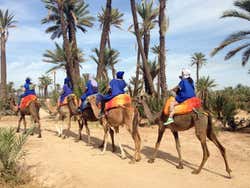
xmin=87 ymin=95 xmax=141 ymax=162
xmin=44 ymin=96 xmax=81 ymax=139
xmin=9 ymin=96 xmax=42 ymax=138
xmin=45 ymin=95 xmax=115 ymax=149
xmin=138 ymin=96 xmax=231 ymax=177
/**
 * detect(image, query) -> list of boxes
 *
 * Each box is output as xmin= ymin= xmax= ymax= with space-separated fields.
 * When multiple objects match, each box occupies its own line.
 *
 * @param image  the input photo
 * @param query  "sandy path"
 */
xmin=0 ymin=114 xmax=249 ymax=188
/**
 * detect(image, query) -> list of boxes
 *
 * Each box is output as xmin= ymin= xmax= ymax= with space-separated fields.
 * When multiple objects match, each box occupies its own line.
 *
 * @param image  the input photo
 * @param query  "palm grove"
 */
xmin=0 ymin=0 xmax=249 ymax=127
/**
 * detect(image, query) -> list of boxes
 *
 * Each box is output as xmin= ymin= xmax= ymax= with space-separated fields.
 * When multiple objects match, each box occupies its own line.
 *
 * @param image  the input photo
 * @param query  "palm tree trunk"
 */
xmin=143 ymin=31 xmax=151 ymax=94
xmin=159 ymin=0 xmax=167 ymax=98
xmin=56 ymin=0 xmax=76 ymax=90
xmin=133 ymin=47 xmax=141 ymax=97
xmin=196 ymin=63 xmax=199 ymax=84
xmin=130 ymin=0 xmax=155 ymax=95
xmin=0 ymin=34 xmax=7 ymax=100
xmin=111 ymin=65 xmax=116 ymax=79
xmin=68 ymin=11 xmax=81 ymax=83
xmin=97 ymin=0 xmax=112 ymax=80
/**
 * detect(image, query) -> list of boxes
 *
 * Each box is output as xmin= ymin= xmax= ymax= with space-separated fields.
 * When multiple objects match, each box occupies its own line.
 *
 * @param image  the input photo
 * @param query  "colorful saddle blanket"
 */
xmin=163 ymin=96 xmax=202 ymax=115
xmin=58 ymin=94 xmax=79 ymax=107
xmin=105 ymin=94 xmax=131 ymax=111
xmin=20 ymin=95 xmax=37 ymax=110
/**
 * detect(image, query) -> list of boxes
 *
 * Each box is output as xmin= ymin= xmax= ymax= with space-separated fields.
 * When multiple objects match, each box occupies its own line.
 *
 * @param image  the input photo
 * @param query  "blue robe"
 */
xmin=18 ymin=83 xmax=36 ymax=105
xmin=60 ymin=84 xmax=73 ymax=103
xmin=103 ymin=79 xmax=127 ymax=101
xmin=175 ymin=79 xmax=195 ymax=103
xmin=80 ymin=80 xmax=98 ymax=110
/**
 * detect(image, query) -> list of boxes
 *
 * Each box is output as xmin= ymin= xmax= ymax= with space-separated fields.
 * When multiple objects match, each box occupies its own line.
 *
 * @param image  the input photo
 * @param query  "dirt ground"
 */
xmin=0 ymin=112 xmax=250 ymax=188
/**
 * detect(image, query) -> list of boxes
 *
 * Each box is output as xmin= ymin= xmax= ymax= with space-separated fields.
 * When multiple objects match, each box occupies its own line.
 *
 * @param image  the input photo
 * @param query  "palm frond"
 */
xmin=242 ymin=46 xmax=250 ymax=65
xmin=225 ymin=43 xmax=250 ymax=60
xmin=222 ymin=10 xmax=250 ymax=21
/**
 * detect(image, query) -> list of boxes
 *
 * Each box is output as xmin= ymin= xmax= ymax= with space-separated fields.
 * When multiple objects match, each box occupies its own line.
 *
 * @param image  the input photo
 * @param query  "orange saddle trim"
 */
xmin=163 ymin=96 xmax=202 ymax=115
xmin=105 ymin=94 xmax=131 ymax=111
xmin=20 ymin=95 xmax=37 ymax=110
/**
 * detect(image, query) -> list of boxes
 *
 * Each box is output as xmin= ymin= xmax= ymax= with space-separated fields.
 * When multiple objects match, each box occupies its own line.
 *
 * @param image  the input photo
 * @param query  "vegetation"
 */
xmin=211 ymin=0 xmax=250 ymax=69
xmin=0 ymin=127 xmax=31 ymax=183
xmin=0 ymin=9 xmax=17 ymax=101
xmin=191 ymin=52 xmax=207 ymax=83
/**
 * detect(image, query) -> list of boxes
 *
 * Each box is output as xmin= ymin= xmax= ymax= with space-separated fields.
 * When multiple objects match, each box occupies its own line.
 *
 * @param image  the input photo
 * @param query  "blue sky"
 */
xmin=0 ymin=0 xmax=249 ymax=90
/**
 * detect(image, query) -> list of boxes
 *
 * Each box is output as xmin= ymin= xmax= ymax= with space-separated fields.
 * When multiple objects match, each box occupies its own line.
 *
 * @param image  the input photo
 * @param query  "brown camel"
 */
xmin=9 ymin=96 xmax=42 ymax=138
xmin=87 ymin=95 xmax=141 ymax=161
xmin=45 ymin=95 xmax=115 ymax=149
xmin=138 ymin=96 xmax=231 ymax=177
xmin=44 ymin=96 xmax=81 ymax=139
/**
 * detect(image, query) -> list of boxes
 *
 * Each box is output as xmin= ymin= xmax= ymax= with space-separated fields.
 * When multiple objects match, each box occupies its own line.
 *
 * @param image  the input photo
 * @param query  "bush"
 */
xmin=0 ymin=127 xmax=31 ymax=182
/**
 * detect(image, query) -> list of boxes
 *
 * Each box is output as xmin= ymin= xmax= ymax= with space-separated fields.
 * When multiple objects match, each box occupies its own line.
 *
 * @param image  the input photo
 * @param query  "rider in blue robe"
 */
xmin=59 ymin=77 xmax=73 ymax=104
xmin=18 ymin=78 xmax=36 ymax=106
xmin=80 ymin=75 xmax=98 ymax=110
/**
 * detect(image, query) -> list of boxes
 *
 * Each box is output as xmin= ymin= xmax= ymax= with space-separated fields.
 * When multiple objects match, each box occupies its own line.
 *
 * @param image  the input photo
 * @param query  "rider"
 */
xmin=103 ymin=71 xmax=127 ymax=101
xmin=99 ymin=71 xmax=127 ymax=115
xmin=59 ymin=77 xmax=73 ymax=105
xmin=80 ymin=74 xmax=98 ymax=111
xmin=164 ymin=69 xmax=196 ymax=126
xmin=18 ymin=77 xmax=36 ymax=108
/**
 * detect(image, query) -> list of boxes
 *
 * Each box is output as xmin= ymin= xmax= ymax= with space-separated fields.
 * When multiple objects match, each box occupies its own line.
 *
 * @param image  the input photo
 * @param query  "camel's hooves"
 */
xmin=176 ymin=164 xmax=184 ymax=169
xmin=129 ymin=160 xmax=136 ymax=164
xmin=38 ymin=135 xmax=42 ymax=138
xmin=30 ymin=133 xmax=34 ymax=136
xmin=191 ymin=170 xmax=200 ymax=175
xmin=121 ymin=156 xmax=127 ymax=160
xmin=16 ymin=129 xmax=20 ymax=133
xmin=58 ymin=134 xmax=62 ymax=137
xmin=99 ymin=144 xmax=104 ymax=148
xmin=148 ymin=159 xmax=155 ymax=163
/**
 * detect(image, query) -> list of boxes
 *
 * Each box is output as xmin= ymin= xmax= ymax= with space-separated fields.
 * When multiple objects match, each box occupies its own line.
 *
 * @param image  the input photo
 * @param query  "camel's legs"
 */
xmin=101 ymin=126 xmax=109 ymax=154
xmin=84 ymin=119 xmax=91 ymax=145
xmin=78 ymin=119 xmax=83 ymax=140
xmin=37 ymin=121 xmax=42 ymax=138
xmin=207 ymin=128 xmax=232 ymax=177
xmin=148 ymin=124 xmax=166 ymax=163
xmin=115 ymin=127 xmax=126 ymax=159
xmin=192 ymin=130 xmax=209 ymax=174
xmin=23 ymin=116 xmax=27 ymax=134
xmin=172 ymin=130 xmax=183 ymax=169
xmin=109 ymin=128 xmax=115 ymax=152
xmin=17 ymin=116 xmax=23 ymax=133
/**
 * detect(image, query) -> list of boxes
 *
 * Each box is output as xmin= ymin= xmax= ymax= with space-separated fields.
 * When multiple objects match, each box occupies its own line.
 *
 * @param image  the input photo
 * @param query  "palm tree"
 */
xmin=196 ymin=76 xmax=217 ymax=109
xmin=137 ymin=0 xmax=158 ymax=59
xmin=130 ymin=0 xmax=155 ymax=95
xmin=158 ymin=0 xmax=168 ymax=98
xmin=91 ymin=48 xmax=119 ymax=79
xmin=211 ymin=0 xmax=250 ymax=66
xmin=98 ymin=7 xmax=124 ymax=49
xmin=43 ymin=42 xmax=84 ymax=73
xmin=191 ymin=52 xmax=207 ymax=83
xmin=97 ymin=0 xmax=112 ymax=80
xmin=42 ymin=0 xmax=94 ymax=90
xmin=39 ymin=75 xmax=52 ymax=98
xmin=0 ymin=9 xmax=17 ymax=100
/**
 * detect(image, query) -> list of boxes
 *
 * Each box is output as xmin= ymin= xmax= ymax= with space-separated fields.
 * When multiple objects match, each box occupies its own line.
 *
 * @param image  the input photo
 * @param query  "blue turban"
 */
xmin=25 ymin=78 xmax=31 ymax=84
xmin=64 ymin=77 xmax=70 ymax=84
xmin=116 ymin=71 xmax=124 ymax=79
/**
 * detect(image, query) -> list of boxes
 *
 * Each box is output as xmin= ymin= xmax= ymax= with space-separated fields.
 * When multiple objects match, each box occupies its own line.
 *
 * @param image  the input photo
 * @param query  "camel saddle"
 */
xmin=105 ymin=94 xmax=132 ymax=111
xmin=163 ymin=96 xmax=202 ymax=115
xmin=20 ymin=94 xmax=37 ymax=110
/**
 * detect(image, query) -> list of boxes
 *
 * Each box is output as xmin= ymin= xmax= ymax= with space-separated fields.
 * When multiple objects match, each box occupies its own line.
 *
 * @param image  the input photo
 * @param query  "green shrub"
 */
xmin=0 ymin=127 xmax=31 ymax=182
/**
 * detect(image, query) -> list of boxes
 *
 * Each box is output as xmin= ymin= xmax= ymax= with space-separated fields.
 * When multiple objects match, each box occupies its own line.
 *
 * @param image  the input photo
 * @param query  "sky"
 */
xmin=0 ymin=0 xmax=249 ymax=90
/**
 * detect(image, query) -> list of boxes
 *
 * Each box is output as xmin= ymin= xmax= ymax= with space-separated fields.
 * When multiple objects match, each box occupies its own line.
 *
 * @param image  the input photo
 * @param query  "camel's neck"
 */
xmin=44 ymin=100 xmax=57 ymax=113
xmin=89 ymin=99 xmax=100 ymax=119
xmin=68 ymin=99 xmax=78 ymax=115
xmin=9 ymin=99 xmax=18 ymax=113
